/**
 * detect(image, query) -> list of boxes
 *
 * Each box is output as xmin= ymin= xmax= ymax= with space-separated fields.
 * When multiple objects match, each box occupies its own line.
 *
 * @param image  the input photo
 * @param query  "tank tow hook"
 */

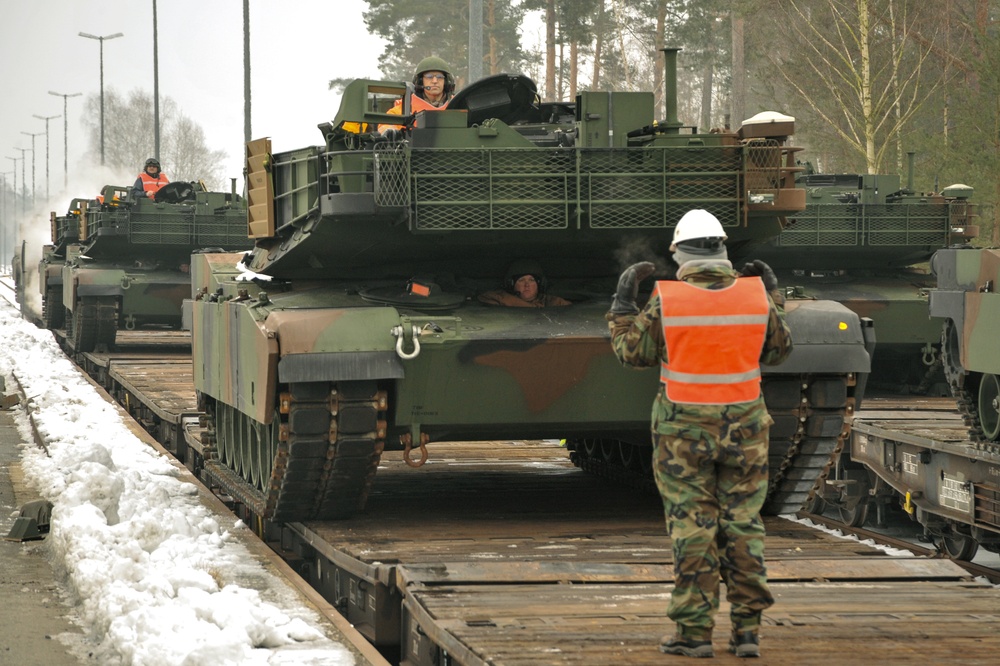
xmin=124 ymin=315 xmax=137 ymax=331
xmin=401 ymin=431 xmax=429 ymax=468
xmin=921 ymin=343 xmax=937 ymax=367
xmin=391 ymin=324 xmax=422 ymax=360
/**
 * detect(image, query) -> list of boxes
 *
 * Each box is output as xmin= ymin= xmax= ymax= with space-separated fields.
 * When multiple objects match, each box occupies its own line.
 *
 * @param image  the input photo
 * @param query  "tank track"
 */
xmin=202 ymin=380 xmax=387 ymax=522
xmin=65 ymin=296 xmax=117 ymax=352
xmin=567 ymin=375 xmax=854 ymax=516
xmin=941 ymin=320 xmax=1000 ymax=454
xmin=42 ymin=286 xmax=64 ymax=329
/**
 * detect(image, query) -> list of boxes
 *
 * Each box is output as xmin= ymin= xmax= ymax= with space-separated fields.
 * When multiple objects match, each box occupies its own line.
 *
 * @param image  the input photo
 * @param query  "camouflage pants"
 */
xmin=653 ymin=418 xmax=773 ymax=639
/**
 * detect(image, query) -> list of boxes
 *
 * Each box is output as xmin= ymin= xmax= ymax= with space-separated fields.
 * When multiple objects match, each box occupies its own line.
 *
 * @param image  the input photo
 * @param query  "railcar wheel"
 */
xmin=835 ymin=460 xmax=870 ymax=527
xmin=937 ymin=531 xmax=979 ymax=562
xmin=977 ymin=373 xmax=1000 ymax=441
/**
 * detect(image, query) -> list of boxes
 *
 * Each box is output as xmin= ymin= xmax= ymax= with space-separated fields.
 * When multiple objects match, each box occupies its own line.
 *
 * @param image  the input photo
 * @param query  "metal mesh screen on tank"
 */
xmin=373 ymin=145 xmax=747 ymax=231
xmin=779 ymin=203 xmax=951 ymax=247
xmin=125 ymin=209 xmax=248 ymax=247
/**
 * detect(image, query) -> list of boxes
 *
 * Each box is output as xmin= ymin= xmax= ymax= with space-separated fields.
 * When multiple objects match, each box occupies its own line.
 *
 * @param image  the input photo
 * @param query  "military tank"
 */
xmin=749 ymin=156 xmax=978 ymax=393
xmin=55 ymin=180 xmax=248 ymax=352
xmin=931 ymin=247 xmax=1000 ymax=446
xmin=190 ymin=50 xmax=872 ymax=522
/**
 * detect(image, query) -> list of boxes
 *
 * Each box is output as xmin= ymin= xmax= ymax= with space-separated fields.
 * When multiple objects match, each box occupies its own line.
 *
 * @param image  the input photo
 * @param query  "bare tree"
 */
xmin=83 ymin=88 xmax=228 ymax=188
xmin=768 ymin=0 xmax=942 ymax=173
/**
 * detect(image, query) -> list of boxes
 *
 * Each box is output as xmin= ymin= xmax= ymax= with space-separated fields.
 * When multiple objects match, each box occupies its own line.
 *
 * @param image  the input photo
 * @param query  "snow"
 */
xmin=0 ymin=299 xmax=355 ymax=666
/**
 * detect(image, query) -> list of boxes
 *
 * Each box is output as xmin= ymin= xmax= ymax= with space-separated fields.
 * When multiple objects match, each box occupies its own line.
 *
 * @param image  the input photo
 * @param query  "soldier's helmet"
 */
xmin=144 ymin=157 xmax=161 ymax=170
xmin=671 ymin=209 xmax=727 ymax=253
xmin=504 ymin=258 xmax=548 ymax=295
xmin=413 ymin=56 xmax=456 ymax=97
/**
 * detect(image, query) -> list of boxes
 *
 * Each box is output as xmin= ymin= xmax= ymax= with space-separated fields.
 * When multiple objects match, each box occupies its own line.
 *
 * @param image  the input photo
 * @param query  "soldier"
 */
xmin=606 ymin=209 xmax=792 ymax=658
xmin=131 ymin=158 xmax=170 ymax=200
xmin=478 ymin=259 xmax=571 ymax=308
xmin=378 ymin=56 xmax=456 ymax=136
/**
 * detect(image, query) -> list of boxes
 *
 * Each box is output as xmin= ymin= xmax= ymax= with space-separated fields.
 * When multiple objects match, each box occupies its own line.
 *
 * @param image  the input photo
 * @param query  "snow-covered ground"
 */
xmin=0 ymin=297 xmax=355 ymax=665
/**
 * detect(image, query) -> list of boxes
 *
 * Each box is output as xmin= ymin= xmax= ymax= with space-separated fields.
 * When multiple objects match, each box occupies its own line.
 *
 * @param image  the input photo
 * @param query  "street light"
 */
xmin=14 ymin=148 xmax=30 ymax=215
xmin=79 ymin=31 xmax=124 ymax=166
xmin=0 ymin=171 xmax=12 ymax=272
xmin=49 ymin=91 xmax=82 ymax=190
xmin=21 ymin=131 xmax=43 ymax=210
xmin=34 ymin=114 xmax=61 ymax=202
xmin=6 ymin=157 xmax=20 ymax=219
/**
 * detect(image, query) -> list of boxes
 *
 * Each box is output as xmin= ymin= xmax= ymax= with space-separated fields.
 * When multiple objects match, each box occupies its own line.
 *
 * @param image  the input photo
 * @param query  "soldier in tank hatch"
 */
xmin=377 ymin=56 xmax=457 ymax=136
xmin=478 ymin=259 xmax=571 ymax=308
xmin=606 ymin=209 xmax=792 ymax=658
xmin=131 ymin=157 xmax=170 ymax=200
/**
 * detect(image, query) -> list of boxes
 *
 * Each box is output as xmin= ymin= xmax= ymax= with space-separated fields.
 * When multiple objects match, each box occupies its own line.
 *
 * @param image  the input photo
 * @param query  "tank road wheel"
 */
xmin=69 ymin=296 xmax=118 ymax=353
xmin=937 ymin=527 xmax=979 ymax=562
xmin=42 ymin=286 xmax=64 ymax=329
xmin=977 ymin=374 xmax=1000 ymax=441
xmin=582 ymin=438 xmax=599 ymax=458
xmin=618 ymin=441 xmax=637 ymax=470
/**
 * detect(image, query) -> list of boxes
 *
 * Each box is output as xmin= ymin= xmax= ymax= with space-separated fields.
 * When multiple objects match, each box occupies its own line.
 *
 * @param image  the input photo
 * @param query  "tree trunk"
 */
xmin=730 ymin=14 xmax=745 ymax=130
xmin=570 ymin=39 xmax=578 ymax=101
xmin=653 ymin=0 xmax=667 ymax=119
xmin=593 ymin=0 xmax=606 ymax=90
xmin=488 ymin=0 xmax=498 ymax=75
xmin=860 ymin=0 xmax=876 ymax=172
xmin=546 ymin=0 xmax=556 ymax=101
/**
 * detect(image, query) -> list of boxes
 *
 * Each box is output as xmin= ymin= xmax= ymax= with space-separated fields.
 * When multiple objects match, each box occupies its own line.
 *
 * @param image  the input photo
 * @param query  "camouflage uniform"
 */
xmin=607 ymin=261 xmax=792 ymax=641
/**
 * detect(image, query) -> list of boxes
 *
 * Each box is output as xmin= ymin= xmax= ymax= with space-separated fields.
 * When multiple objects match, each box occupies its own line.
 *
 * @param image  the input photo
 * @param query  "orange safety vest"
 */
xmin=377 ymin=94 xmax=451 ymax=132
xmin=139 ymin=171 xmax=169 ymax=195
xmin=657 ymin=277 xmax=770 ymax=405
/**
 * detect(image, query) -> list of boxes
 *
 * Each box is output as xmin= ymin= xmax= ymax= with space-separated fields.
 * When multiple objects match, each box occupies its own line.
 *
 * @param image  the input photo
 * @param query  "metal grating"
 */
xmin=779 ymin=202 xmax=950 ymax=248
xmin=373 ymin=145 xmax=747 ymax=231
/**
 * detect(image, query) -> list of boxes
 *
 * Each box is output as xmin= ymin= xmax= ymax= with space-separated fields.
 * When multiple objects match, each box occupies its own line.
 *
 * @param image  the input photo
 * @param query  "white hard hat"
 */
xmin=671 ymin=209 xmax=727 ymax=248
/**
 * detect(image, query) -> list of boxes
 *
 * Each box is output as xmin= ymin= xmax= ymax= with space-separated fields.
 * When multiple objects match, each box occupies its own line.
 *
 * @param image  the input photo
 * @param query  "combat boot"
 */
xmin=659 ymin=634 xmax=714 ymax=658
xmin=728 ymin=629 xmax=760 ymax=658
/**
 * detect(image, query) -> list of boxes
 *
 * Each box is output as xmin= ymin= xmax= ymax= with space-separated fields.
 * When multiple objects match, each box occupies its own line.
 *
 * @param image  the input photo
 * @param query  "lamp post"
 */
xmin=79 ymin=31 xmax=124 ymax=166
xmin=48 ymin=91 xmax=82 ymax=190
xmin=21 ymin=131 xmax=43 ymax=210
xmin=14 ymin=148 xmax=30 ymax=215
xmin=5 ymin=157 xmax=19 ymax=221
xmin=33 ymin=114 xmax=60 ymax=202
xmin=0 ymin=171 xmax=12 ymax=272
xmin=152 ymin=0 xmax=160 ymax=160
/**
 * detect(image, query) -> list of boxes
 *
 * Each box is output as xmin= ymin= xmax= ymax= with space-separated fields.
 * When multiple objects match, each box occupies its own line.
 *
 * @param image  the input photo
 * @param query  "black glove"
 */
xmin=381 ymin=128 xmax=402 ymax=142
xmin=741 ymin=259 xmax=779 ymax=291
xmin=610 ymin=262 xmax=656 ymax=315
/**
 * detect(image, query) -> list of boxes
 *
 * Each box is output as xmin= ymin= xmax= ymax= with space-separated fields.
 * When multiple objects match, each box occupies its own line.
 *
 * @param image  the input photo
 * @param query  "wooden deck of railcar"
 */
xmin=287 ymin=440 xmax=998 ymax=665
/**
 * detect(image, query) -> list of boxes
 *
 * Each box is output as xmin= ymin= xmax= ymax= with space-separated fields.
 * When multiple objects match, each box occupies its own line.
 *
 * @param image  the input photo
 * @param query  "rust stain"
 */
xmin=474 ymin=340 xmax=610 ymax=413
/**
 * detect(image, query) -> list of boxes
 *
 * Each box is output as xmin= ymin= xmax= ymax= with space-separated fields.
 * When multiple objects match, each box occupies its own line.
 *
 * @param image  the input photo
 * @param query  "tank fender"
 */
xmin=762 ymin=299 xmax=871 ymax=374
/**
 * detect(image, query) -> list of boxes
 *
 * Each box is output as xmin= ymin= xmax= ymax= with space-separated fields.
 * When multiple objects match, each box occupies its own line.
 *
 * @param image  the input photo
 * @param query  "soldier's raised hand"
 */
xmin=610 ymin=261 xmax=656 ymax=315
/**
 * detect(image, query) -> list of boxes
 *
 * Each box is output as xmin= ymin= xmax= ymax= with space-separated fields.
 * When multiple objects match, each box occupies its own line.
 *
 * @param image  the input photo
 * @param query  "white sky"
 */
xmin=0 ymin=297 xmax=356 ymax=665
xmin=0 ymin=0 xmax=387 ymax=206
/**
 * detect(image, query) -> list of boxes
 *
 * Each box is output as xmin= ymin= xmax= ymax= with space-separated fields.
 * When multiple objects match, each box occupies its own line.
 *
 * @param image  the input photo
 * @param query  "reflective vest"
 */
xmin=377 ymin=93 xmax=451 ymax=132
xmin=657 ymin=277 xmax=769 ymax=405
xmin=139 ymin=171 xmax=169 ymax=195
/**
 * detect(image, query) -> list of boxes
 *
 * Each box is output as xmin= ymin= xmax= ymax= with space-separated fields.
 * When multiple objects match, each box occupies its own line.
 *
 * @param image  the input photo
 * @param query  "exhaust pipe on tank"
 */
xmin=660 ymin=47 xmax=683 ymax=133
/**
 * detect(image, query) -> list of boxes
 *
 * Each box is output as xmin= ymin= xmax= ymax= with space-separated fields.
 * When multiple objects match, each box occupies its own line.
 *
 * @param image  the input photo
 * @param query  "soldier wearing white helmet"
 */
xmin=606 ymin=209 xmax=792 ymax=659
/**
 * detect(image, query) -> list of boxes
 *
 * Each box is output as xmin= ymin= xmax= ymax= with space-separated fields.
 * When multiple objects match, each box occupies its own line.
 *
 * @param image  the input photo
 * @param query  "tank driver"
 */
xmin=606 ymin=209 xmax=793 ymax=658
xmin=478 ymin=259 xmax=571 ymax=308
xmin=132 ymin=158 xmax=170 ymax=200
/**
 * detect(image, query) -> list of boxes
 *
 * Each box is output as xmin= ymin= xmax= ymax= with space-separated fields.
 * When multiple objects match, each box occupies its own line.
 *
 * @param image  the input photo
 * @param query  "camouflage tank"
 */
xmin=56 ymin=180 xmax=249 ymax=352
xmin=33 ymin=197 xmax=90 ymax=329
xmin=930 ymin=247 xmax=1000 ymax=445
xmin=749 ymin=156 xmax=978 ymax=393
xmin=190 ymin=50 xmax=872 ymax=522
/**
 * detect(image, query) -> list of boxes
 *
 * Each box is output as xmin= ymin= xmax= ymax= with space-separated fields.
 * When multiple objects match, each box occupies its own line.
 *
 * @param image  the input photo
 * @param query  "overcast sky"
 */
xmin=0 ymin=0 xmax=387 ymax=206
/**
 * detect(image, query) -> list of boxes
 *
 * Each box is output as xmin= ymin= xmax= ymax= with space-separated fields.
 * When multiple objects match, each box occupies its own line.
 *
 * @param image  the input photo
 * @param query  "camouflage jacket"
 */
xmin=607 ymin=261 xmax=793 ymax=437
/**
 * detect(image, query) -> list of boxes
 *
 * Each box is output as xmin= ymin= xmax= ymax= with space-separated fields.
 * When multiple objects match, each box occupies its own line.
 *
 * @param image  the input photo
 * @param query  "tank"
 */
xmin=51 ymin=181 xmax=249 ymax=352
xmin=191 ymin=51 xmax=872 ymax=522
xmin=930 ymin=247 xmax=1000 ymax=446
xmin=749 ymin=158 xmax=978 ymax=394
